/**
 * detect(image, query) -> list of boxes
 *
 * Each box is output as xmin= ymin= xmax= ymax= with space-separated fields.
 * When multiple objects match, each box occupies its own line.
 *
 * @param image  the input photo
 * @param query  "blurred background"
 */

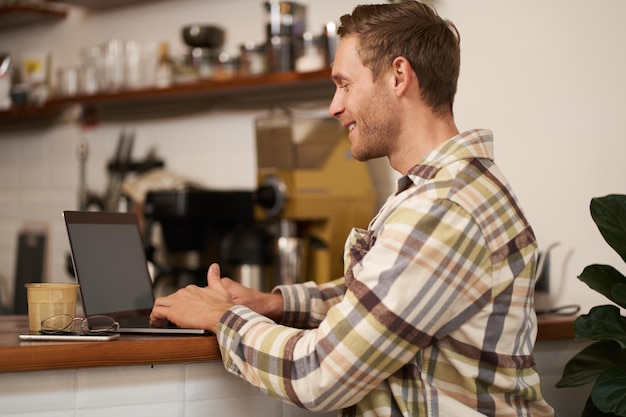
xmin=0 ymin=0 xmax=624 ymax=321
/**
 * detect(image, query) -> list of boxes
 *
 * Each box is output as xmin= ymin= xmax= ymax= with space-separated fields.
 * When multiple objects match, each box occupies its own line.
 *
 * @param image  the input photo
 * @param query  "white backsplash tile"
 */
xmin=0 ymin=138 xmax=19 ymax=189
xmin=46 ymin=126 xmax=82 ymax=190
xmin=0 ymin=191 xmax=19 ymax=220
xmin=16 ymin=136 xmax=49 ymax=190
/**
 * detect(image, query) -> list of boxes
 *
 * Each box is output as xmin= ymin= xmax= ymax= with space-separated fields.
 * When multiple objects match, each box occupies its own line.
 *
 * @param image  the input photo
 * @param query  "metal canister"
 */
xmin=240 ymin=41 xmax=267 ymax=76
xmin=264 ymin=1 xmax=307 ymax=72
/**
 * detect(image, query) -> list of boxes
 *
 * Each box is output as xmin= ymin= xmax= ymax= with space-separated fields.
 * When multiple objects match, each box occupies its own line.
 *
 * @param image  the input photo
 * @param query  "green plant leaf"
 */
xmin=612 ymin=283 xmax=626 ymax=309
xmin=582 ymin=395 xmax=620 ymax=417
xmin=569 ymin=195 xmax=626 ymax=417
xmin=579 ymin=265 xmax=626 ymax=309
xmin=590 ymin=195 xmax=626 ymax=264
xmin=591 ymin=366 xmax=626 ymax=416
xmin=574 ymin=305 xmax=626 ymax=346
xmin=556 ymin=340 xmax=622 ymax=388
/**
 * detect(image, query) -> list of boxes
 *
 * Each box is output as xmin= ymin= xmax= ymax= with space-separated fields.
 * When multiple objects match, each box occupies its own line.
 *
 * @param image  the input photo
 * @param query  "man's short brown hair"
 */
xmin=338 ymin=1 xmax=460 ymax=116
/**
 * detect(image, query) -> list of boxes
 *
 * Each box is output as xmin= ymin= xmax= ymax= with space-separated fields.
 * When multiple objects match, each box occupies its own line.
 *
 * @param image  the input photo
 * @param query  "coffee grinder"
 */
xmin=254 ymin=111 xmax=377 ymax=285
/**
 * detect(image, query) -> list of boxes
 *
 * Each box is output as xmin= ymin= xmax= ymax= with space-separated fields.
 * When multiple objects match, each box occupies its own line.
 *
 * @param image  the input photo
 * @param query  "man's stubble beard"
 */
xmin=350 ymin=87 xmax=400 ymax=163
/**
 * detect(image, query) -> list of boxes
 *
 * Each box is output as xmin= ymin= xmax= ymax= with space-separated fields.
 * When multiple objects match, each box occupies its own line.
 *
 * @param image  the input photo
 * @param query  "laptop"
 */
xmin=63 ymin=210 xmax=208 ymax=335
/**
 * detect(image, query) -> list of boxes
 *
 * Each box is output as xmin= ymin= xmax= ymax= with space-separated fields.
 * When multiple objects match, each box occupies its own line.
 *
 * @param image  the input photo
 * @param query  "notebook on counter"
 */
xmin=63 ymin=210 xmax=208 ymax=335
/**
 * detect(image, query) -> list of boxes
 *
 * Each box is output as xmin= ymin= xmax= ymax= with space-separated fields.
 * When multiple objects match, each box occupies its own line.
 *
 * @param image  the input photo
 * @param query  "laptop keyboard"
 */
xmin=119 ymin=316 xmax=151 ymax=328
xmin=119 ymin=316 xmax=181 ymax=329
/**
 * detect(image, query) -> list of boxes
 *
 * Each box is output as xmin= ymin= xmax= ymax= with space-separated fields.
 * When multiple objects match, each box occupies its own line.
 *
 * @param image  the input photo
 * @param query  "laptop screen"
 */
xmin=64 ymin=211 xmax=154 ymax=316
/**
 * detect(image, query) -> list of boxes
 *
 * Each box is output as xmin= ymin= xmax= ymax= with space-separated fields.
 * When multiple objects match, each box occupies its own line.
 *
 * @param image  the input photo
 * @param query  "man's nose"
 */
xmin=328 ymin=89 xmax=344 ymax=118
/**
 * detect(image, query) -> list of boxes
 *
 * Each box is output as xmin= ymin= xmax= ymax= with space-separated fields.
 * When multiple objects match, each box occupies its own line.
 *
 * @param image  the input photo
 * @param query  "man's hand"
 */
xmin=221 ymin=278 xmax=284 ymax=322
xmin=150 ymin=263 xmax=234 ymax=333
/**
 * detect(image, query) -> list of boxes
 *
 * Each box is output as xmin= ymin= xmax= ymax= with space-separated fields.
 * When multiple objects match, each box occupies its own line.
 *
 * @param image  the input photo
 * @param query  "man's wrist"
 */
xmin=265 ymin=292 xmax=284 ymax=322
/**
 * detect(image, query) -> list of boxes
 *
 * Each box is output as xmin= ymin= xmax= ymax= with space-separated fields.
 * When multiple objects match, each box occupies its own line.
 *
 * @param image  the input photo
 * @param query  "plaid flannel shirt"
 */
xmin=218 ymin=129 xmax=555 ymax=417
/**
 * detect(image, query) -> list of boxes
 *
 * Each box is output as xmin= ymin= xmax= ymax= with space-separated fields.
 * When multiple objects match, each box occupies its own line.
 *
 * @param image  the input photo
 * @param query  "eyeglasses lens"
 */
xmin=81 ymin=315 xmax=119 ymax=334
xmin=41 ymin=314 xmax=74 ymax=334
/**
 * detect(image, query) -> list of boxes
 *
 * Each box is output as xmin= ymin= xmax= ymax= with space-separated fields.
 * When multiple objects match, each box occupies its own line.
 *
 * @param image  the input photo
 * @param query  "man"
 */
xmin=150 ymin=2 xmax=555 ymax=416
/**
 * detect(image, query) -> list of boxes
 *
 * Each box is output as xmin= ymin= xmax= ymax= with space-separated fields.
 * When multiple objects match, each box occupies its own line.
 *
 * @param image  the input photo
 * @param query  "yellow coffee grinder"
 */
xmin=254 ymin=110 xmax=377 ymax=285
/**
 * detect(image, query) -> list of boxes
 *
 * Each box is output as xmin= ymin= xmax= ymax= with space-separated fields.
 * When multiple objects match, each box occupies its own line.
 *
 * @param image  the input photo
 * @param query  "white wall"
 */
xmin=1 ymin=0 xmax=625 ymax=316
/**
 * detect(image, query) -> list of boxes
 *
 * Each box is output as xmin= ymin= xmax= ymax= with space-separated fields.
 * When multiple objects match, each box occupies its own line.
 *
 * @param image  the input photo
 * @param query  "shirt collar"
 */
xmin=397 ymin=129 xmax=495 ymax=194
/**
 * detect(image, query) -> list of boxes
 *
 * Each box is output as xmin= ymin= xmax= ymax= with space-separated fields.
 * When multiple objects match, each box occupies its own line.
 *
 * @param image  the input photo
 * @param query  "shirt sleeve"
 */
xmin=217 ymin=198 xmax=492 ymax=412
xmin=273 ymin=278 xmax=346 ymax=328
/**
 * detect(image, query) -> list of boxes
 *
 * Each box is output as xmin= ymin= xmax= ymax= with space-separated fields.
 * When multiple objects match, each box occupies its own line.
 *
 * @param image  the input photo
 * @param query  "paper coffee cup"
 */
xmin=25 ymin=283 xmax=80 ymax=333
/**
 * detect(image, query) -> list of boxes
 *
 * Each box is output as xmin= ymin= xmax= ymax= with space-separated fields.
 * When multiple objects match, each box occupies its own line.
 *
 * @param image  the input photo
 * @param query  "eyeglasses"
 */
xmin=40 ymin=314 xmax=120 ymax=335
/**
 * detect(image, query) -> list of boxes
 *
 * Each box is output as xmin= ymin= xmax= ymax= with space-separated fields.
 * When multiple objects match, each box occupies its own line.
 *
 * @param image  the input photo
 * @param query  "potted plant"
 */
xmin=555 ymin=194 xmax=626 ymax=416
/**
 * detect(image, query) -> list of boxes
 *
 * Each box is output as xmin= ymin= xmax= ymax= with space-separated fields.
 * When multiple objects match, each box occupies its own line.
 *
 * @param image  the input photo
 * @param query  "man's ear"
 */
xmin=391 ymin=56 xmax=413 ymax=97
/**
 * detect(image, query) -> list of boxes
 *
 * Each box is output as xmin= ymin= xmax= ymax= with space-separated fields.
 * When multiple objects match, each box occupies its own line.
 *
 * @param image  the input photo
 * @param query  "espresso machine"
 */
xmin=254 ymin=111 xmax=377 ymax=285
xmin=142 ymin=188 xmax=264 ymax=295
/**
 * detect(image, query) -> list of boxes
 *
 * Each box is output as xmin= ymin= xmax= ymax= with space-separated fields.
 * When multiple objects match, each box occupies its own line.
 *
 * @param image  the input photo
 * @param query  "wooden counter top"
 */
xmin=0 ymin=316 xmax=220 ymax=373
xmin=0 ymin=313 xmax=576 ymax=373
xmin=536 ymin=313 xmax=577 ymax=341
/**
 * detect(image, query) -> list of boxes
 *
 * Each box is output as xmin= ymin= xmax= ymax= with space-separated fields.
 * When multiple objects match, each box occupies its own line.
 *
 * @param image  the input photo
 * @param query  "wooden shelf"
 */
xmin=0 ymin=0 xmax=168 ymax=30
xmin=54 ymin=68 xmax=333 ymax=105
xmin=0 ymin=1 xmax=335 ymax=126
xmin=50 ymin=0 xmax=171 ymax=11
xmin=2 ymin=69 xmax=335 ymax=126
xmin=0 ymin=2 xmax=68 ymax=30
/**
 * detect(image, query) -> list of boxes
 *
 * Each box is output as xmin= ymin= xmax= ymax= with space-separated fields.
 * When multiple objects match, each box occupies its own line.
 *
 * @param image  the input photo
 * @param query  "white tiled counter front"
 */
xmin=0 ymin=361 xmax=334 ymax=417
xmin=1 ymin=341 xmax=592 ymax=417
